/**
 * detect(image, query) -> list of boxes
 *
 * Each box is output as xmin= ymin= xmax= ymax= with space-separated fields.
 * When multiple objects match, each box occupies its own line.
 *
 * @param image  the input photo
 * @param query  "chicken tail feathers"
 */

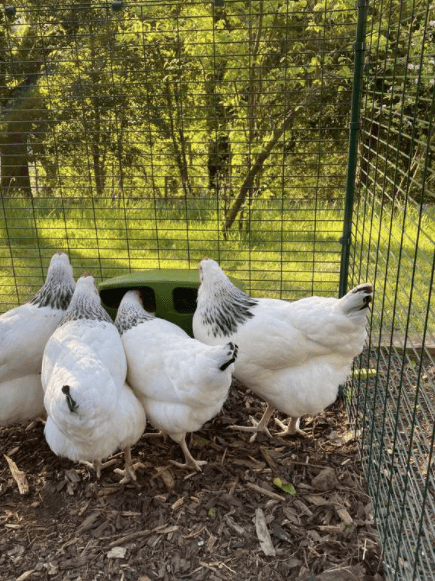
xmin=62 ymin=385 xmax=79 ymax=414
xmin=337 ymin=283 xmax=373 ymax=315
xmin=219 ymin=342 xmax=238 ymax=371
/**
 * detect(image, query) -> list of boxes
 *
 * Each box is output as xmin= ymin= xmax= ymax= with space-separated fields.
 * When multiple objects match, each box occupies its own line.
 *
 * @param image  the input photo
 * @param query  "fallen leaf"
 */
xmin=58 ymin=557 xmax=88 ymax=569
xmin=307 ymin=529 xmax=322 ymax=543
xmin=285 ymin=557 xmax=303 ymax=569
xmin=4 ymin=455 xmax=29 ymax=495
xmin=254 ymin=508 xmax=276 ymax=556
xmin=273 ymin=477 xmax=296 ymax=496
xmin=159 ymin=468 xmax=175 ymax=490
xmin=7 ymin=545 xmax=25 ymax=559
xmin=341 ymin=430 xmax=361 ymax=443
xmin=324 ymin=431 xmax=345 ymax=447
xmin=66 ymin=482 xmax=75 ymax=496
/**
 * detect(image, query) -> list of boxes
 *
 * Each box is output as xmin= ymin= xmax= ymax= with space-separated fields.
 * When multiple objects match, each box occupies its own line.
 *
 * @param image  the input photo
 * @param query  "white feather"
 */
xmin=193 ymin=258 xmax=372 ymax=431
xmin=115 ymin=290 xmax=237 ymax=469
xmin=0 ymin=251 xmax=75 ymax=425
xmin=42 ymin=275 xmax=145 ymax=465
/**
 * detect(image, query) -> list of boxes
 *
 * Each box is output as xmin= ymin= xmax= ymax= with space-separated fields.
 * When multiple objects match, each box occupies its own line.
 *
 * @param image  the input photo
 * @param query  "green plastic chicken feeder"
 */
xmin=98 ymin=269 xmax=244 ymax=337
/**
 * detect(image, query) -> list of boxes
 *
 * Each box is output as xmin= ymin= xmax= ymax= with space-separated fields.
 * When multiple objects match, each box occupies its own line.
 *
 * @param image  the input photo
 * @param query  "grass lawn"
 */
xmin=1 ymin=195 xmax=433 ymax=337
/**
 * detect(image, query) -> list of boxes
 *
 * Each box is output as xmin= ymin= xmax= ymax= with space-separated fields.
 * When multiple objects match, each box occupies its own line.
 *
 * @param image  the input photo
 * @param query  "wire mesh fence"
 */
xmin=348 ymin=0 xmax=435 ymax=579
xmin=0 ymin=1 xmax=434 ymax=579
xmin=0 ymin=0 xmax=358 ymax=307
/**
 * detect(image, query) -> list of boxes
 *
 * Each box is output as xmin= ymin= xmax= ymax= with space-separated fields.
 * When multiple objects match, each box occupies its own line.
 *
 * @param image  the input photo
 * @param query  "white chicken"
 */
xmin=193 ymin=258 xmax=372 ymax=440
xmin=115 ymin=289 xmax=238 ymax=471
xmin=42 ymin=273 xmax=146 ymax=483
xmin=0 ymin=251 xmax=76 ymax=425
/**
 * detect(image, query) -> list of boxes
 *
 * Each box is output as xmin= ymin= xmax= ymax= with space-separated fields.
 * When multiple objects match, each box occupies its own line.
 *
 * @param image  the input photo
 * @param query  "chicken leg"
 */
xmin=228 ymin=403 xmax=275 ymax=443
xmin=274 ymin=416 xmax=308 ymax=438
xmin=169 ymin=434 xmax=207 ymax=472
xmin=144 ymin=430 xmax=168 ymax=441
xmin=114 ymin=446 xmax=145 ymax=484
xmin=82 ymin=458 xmax=118 ymax=478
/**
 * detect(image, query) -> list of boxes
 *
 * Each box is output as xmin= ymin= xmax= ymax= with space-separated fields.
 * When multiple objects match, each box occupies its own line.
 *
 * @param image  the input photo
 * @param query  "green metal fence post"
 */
xmin=339 ymin=0 xmax=369 ymax=297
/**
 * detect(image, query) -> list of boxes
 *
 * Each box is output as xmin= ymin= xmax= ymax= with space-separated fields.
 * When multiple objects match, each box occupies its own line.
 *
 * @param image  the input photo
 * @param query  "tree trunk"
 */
xmin=241 ymin=0 xmax=264 ymax=232
xmin=92 ymin=144 xmax=105 ymax=197
xmin=1 ymin=130 xmax=32 ymax=196
xmin=223 ymin=87 xmax=319 ymax=234
xmin=89 ymin=95 xmax=106 ymax=196
xmin=166 ymin=80 xmax=192 ymax=199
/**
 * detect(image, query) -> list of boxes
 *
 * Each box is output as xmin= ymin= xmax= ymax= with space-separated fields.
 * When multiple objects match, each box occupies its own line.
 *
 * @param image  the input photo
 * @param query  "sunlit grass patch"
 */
xmin=1 ymin=196 xmax=433 ymax=337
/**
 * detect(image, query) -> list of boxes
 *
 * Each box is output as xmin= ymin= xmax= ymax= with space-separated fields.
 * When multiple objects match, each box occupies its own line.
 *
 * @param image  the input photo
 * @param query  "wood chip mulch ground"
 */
xmin=1 ymin=381 xmax=384 ymax=581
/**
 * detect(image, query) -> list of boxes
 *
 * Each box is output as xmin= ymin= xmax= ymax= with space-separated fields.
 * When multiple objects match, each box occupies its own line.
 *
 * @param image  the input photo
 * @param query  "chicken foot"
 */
xmin=143 ymin=430 xmax=168 ymax=441
xmin=274 ymin=416 xmax=309 ymax=438
xmin=169 ymin=434 xmax=207 ymax=472
xmin=228 ymin=403 xmax=275 ymax=443
xmin=82 ymin=458 xmax=118 ymax=479
xmin=114 ymin=446 xmax=145 ymax=484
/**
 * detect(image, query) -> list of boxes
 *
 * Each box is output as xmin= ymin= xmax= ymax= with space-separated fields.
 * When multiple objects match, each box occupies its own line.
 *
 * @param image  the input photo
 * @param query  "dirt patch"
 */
xmin=1 ymin=382 xmax=384 ymax=581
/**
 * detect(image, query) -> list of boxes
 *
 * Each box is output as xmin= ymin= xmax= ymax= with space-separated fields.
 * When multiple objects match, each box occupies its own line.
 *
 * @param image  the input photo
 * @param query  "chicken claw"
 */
xmin=228 ymin=403 xmax=275 ymax=442
xmin=114 ymin=446 xmax=145 ymax=484
xmin=82 ymin=458 xmax=118 ymax=479
xmin=169 ymin=435 xmax=207 ymax=472
xmin=274 ymin=416 xmax=309 ymax=438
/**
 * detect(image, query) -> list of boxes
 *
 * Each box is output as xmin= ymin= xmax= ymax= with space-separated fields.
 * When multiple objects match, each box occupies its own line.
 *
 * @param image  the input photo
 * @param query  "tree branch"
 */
xmin=223 ymin=86 xmax=320 ymax=233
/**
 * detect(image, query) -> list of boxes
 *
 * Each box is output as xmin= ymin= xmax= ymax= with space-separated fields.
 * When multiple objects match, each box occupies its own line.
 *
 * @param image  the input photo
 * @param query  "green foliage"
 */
xmin=1 ymin=0 xmax=359 ymax=215
xmin=359 ymin=0 xmax=435 ymax=205
xmin=1 ymin=1 xmax=432 ymax=334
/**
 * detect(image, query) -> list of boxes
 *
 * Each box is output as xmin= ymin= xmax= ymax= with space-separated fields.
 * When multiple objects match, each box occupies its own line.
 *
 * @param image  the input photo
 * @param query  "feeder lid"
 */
xmin=98 ymin=268 xmax=244 ymax=290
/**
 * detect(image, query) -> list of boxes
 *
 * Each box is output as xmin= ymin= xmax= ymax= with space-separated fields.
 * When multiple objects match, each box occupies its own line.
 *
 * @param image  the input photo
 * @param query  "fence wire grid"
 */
xmin=0 ymin=1 xmax=434 ymax=580
xmin=1 ymin=0 xmax=357 ymax=301
xmin=349 ymin=0 xmax=435 ymax=580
